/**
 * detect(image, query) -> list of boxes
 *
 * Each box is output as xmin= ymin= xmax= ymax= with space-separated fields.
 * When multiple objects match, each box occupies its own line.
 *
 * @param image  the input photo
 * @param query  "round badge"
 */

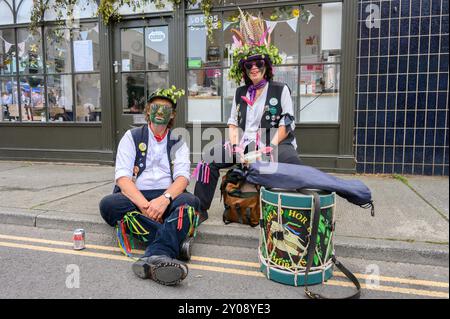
xmin=269 ymin=98 xmax=278 ymax=106
xmin=265 ymin=115 xmax=270 ymax=120
xmin=276 ymin=115 xmax=280 ymax=120
xmin=138 ymin=143 xmax=147 ymax=152
xmin=271 ymin=115 xmax=276 ymax=121
xmin=141 ymin=152 xmax=146 ymax=156
xmin=269 ymin=107 xmax=277 ymax=115
xmin=139 ymin=163 xmax=144 ymax=168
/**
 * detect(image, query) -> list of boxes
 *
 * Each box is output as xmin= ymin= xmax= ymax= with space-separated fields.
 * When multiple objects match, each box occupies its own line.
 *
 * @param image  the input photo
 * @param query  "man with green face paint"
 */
xmin=149 ymin=102 xmax=173 ymax=126
xmin=99 ymin=87 xmax=201 ymax=287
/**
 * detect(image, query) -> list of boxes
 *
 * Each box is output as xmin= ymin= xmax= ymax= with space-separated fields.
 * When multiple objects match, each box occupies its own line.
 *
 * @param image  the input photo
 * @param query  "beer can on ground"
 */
xmin=73 ymin=229 xmax=85 ymax=250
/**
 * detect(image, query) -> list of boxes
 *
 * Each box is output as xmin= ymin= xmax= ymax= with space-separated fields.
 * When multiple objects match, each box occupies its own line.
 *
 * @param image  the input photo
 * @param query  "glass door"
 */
xmin=113 ymin=18 xmax=171 ymax=140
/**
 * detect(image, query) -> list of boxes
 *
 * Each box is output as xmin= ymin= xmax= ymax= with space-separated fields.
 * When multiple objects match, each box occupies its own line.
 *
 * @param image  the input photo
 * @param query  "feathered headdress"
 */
xmin=228 ymin=9 xmax=283 ymax=85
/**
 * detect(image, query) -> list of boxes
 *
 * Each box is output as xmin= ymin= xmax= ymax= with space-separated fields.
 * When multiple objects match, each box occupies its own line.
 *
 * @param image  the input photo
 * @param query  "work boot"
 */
xmin=132 ymin=255 xmax=188 ymax=286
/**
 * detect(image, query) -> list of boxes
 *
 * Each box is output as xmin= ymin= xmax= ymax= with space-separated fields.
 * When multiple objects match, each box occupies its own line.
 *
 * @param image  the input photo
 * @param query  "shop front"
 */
xmin=0 ymin=0 xmax=357 ymax=172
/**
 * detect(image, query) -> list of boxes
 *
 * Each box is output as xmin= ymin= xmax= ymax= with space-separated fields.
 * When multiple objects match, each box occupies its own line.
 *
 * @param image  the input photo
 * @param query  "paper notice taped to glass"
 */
xmin=74 ymin=40 xmax=94 ymax=72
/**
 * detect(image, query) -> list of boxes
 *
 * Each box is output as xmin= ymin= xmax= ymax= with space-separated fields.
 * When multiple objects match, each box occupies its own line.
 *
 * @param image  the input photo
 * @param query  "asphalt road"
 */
xmin=0 ymin=224 xmax=448 ymax=300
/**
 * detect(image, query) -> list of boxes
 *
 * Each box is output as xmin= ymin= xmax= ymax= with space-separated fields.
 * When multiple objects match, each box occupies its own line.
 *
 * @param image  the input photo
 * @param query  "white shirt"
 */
xmin=115 ymin=126 xmax=191 ymax=190
xmin=227 ymin=83 xmax=297 ymax=149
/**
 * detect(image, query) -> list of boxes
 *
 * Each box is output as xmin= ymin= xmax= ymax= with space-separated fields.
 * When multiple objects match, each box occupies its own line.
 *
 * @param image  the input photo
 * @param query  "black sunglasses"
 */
xmin=243 ymin=59 xmax=265 ymax=70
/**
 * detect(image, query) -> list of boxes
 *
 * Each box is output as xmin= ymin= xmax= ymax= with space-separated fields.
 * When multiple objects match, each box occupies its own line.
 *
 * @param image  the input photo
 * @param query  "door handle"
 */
xmin=113 ymin=61 xmax=121 ymax=73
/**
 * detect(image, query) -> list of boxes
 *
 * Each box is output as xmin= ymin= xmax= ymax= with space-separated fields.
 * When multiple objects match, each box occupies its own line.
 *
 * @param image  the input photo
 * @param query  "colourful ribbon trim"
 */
xmin=116 ymin=208 xmax=200 ymax=259
xmin=192 ymin=161 xmax=210 ymax=184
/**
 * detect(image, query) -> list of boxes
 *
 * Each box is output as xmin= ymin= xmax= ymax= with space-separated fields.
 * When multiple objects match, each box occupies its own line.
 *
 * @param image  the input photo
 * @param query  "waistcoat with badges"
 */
xmin=113 ymin=125 xmax=181 ymax=193
xmin=234 ymin=81 xmax=295 ymax=147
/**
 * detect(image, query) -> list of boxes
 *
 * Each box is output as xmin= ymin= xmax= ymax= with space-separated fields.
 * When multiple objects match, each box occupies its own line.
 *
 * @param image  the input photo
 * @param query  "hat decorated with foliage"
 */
xmin=148 ymin=85 xmax=185 ymax=108
xmin=228 ymin=8 xmax=283 ymax=85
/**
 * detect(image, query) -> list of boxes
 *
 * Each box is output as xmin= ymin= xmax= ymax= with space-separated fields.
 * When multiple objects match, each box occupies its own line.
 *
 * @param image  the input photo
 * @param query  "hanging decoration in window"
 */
xmin=30 ymin=1 xmax=215 ymax=41
xmin=223 ymin=6 xmax=314 ymax=34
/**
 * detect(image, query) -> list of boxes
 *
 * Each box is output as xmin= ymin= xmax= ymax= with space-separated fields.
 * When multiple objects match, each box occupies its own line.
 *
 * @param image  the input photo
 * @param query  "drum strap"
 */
xmin=301 ymin=189 xmax=361 ymax=299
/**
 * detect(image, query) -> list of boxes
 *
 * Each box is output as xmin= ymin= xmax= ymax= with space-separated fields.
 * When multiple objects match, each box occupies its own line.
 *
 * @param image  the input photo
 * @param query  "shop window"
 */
xmin=299 ymin=64 xmax=340 ymax=123
xmin=187 ymin=13 xmax=223 ymax=122
xmin=300 ymin=3 xmax=342 ymax=64
xmin=16 ymin=28 xmax=45 ymax=123
xmin=17 ymin=28 xmax=44 ymax=74
xmin=16 ymin=0 xmax=32 ymax=23
xmin=187 ymin=13 xmax=222 ymax=68
xmin=72 ymin=24 xmax=100 ymax=72
xmin=0 ymin=77 xmax=18 ymax=122
xmin=0 ymin=0 xmax=14 ymax=26
xmin=145 ymin=26 xmax=169 ymax=70
xmin=273 ymin=65 xmax=298 ymax=110
xmin=45 ymin=27 xmax=72 ymax=74
xmin=121 ymin=28 xmax=145 ymax=71
xmin=1 ymin=21 xmax=101 ymax=123
xmin=187 ymin=68 xmax=222 ymax=122
xmin=47 ymin=74 xmax=73 ymax=122
xmin=0 ymin=29 xmax=15 ymax=75
xmin=298 ymin=3 xmax=342 ymax=123
xmin=75 ymin=73 xmax=100 ymax=122
xmin=20 ymin=75 xmax=45 ymax=122
xmin=260 ymin=6 xmax=300 ymax=64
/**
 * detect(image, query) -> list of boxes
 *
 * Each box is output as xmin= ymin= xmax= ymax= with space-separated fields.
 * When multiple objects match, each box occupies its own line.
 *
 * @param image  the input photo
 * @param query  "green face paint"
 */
xmin=149 ymin=103 xmax=173 ymax=125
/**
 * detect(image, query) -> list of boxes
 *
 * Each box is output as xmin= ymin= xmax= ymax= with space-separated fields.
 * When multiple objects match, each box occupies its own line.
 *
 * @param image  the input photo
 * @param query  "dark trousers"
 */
xmin=99 ymin=190 xmax=200 ymax=259
xmin=194 ymin=141 xmax=302 ymax=212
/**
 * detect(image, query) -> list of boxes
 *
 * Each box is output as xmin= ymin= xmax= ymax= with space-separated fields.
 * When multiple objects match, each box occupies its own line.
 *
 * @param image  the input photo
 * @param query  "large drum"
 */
xmin=259 ymin=187 xmax=336 ymax=286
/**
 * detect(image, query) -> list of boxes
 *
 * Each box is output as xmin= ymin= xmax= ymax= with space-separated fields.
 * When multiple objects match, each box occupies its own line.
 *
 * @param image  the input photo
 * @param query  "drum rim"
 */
xmin=261 ymin=187 xmax=335 ymax=196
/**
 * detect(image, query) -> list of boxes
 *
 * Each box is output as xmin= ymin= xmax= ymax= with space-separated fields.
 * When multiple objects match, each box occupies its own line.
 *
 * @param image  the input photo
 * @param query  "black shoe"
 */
xmin=198 ymin=210 xmax=208 ymax=225
xmin=132 ymin=255 xmax=188 ymax=286
xmin=178 ymin=237 xmax=194 ymax=261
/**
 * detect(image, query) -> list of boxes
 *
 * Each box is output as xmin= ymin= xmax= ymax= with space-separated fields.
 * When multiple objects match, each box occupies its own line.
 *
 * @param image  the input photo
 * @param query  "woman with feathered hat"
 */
xmin=194 ymin=9 xmax=302 ymax=223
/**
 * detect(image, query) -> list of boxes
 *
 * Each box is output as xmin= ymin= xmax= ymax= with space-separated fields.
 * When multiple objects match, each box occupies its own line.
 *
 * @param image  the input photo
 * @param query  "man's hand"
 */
xmin=145 ymin=195 xmax=170 ymax=223
xmin=138 ymin=201 xmax=150 ymax=216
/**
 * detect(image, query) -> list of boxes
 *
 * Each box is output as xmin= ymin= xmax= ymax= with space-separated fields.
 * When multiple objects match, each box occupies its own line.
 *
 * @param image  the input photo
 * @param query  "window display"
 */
xmin=1 ymin=21 xmax=101 ymax=123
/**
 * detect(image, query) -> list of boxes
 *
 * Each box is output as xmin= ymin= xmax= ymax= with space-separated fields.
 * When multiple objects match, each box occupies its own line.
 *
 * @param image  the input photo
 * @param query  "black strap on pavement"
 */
xmin=299 ymin=189 xmax=361 ymax=299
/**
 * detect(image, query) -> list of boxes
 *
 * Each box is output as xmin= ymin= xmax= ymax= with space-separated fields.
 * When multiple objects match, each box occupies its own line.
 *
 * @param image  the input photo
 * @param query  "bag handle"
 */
xmin=299 ymin=189 xmax=361 ymax=299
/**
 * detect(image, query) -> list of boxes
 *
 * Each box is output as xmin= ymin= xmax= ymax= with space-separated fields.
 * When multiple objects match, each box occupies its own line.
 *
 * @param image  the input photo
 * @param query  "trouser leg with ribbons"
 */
xmin=99 ymin=190 xmax=200 ymax=259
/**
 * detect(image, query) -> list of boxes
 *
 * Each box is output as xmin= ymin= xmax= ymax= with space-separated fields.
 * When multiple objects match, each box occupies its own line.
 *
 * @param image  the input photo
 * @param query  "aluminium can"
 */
xmin=73 ymin=229 xmax=86 ymax=250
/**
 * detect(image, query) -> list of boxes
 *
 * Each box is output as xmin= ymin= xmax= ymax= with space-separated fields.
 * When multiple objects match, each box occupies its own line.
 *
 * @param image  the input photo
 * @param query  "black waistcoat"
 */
xmin=234 ymin=81 xmax=294 ymax=147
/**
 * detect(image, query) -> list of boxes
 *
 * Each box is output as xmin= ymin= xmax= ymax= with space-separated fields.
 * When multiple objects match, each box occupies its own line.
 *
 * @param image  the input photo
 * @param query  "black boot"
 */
xmin=198 ymin=209 xmax=209 ymax=225
xmin=132 ymin=255 xmax=188 ymax=286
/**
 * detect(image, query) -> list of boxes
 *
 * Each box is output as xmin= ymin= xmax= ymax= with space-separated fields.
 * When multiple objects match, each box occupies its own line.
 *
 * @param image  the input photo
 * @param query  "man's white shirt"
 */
xmin=115 ymin=126 xmax=191 ymax=190
xmin=227 ymin=83 xmax=297 ymax=149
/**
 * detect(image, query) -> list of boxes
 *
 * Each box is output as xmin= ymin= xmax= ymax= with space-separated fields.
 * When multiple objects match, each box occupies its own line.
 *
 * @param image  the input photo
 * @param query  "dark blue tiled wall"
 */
xmin=355 ymin=0 xmax=449 ymax=175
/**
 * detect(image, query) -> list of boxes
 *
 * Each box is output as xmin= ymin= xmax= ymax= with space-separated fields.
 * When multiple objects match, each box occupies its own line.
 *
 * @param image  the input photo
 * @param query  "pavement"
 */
xmin=0 ymin=160 xmax=448 ymax=267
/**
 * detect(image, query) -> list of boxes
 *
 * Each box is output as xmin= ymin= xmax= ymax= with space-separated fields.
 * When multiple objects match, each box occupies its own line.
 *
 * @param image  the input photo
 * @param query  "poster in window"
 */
xmin=73 ymin=40 xmax=94 ymax=72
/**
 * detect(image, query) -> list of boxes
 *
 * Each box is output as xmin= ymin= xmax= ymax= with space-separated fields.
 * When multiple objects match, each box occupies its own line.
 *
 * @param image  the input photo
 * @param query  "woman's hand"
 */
xmin=145 ymin=195 xmax=170 ymax=223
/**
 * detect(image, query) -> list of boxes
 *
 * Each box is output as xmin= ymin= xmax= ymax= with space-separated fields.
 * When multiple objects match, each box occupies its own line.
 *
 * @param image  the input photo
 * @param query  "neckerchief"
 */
xmin=241 ymin=79 xmax=267 ymax=107
xmin=154 ymin=129 xmax=168 ymax=142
